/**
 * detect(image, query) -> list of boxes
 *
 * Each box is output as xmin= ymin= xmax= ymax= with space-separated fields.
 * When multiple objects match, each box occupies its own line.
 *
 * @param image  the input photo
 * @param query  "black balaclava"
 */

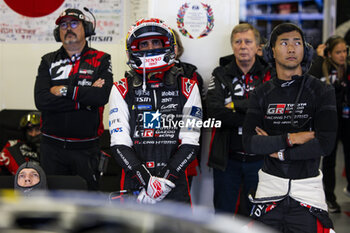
xmin=25 ymin=128 xmax=41 ymax=152
xmin=14 ymin=161 xmax=47 ymax=196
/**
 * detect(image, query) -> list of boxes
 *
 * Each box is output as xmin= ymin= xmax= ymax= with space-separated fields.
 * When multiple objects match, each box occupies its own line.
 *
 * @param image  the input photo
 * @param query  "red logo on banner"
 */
xmin=4 ymin=0 xmax=64 ymax=17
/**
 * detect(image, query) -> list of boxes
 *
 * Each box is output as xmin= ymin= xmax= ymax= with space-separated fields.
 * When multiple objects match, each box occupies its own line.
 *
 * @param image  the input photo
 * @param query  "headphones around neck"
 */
xmin=263 ymin=24 xmax=314 ymax=73
xmin=53 ymin=15 xmax=94 ymax=42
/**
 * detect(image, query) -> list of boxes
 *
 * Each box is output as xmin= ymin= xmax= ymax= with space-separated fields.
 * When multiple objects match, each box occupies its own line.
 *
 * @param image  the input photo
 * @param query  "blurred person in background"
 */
xmin=309 ymin=35 xmax=350 ymax=206
xmin=0 ymin=112 xmax=41 ymax=175
xmin=257 ymin=37 xmax=267 ymax=57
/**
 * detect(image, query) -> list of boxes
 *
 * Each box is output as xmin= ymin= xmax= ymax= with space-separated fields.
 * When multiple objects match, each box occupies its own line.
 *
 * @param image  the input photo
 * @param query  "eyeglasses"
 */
xmin=59 ymin=20 xmax=80 ymax=30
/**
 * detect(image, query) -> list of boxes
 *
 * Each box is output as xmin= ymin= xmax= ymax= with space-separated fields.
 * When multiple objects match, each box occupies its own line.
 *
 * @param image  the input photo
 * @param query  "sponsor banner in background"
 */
xmin=0 ymin=0 xmax=123 ymax=43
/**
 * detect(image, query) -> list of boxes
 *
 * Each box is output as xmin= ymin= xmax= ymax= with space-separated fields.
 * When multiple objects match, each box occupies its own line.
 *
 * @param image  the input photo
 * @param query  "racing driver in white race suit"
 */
xmin=108 ymin=18 xmax=202 ymax=204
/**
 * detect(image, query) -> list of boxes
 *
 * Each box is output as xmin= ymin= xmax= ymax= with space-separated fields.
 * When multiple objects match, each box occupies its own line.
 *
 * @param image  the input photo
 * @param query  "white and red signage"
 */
xmin=0 ymin=0 xmax=123 ymax=43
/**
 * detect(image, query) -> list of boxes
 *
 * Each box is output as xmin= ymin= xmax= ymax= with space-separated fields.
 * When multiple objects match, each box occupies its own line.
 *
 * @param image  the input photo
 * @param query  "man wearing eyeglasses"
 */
xmin=59 ymin=20 xmax=83 ymax=44
xmin=34 ymin=8 xmax=113 ymax=190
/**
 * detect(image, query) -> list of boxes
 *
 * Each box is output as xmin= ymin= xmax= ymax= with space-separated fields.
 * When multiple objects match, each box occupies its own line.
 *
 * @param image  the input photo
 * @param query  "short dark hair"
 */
xmin=269 ymin=23 xmax=304 ymax=48
xmin=230 ymin=23 xmax=260 ymax=45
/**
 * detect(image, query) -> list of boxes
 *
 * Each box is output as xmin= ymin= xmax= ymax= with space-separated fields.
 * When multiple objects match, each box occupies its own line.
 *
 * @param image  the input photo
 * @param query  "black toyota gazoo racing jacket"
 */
xmin=109 ymin=67 xmax=202 ymax=202
xmin=242 ymin=74 xmax=337 ymax=179
xmin=207 ymin=55 xmax=271 ymax=171
xmin=34 ymin=44 xmax=113 ymax=149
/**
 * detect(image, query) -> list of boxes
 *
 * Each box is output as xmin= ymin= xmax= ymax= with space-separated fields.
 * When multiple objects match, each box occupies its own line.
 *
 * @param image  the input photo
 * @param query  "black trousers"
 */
xmin=254 ymin=197 xmax=332 ymax=233
xmin=322 ymin=142 xmax=338 ymax=202
xmin=40 ymin=141 xmax=100 ymax=190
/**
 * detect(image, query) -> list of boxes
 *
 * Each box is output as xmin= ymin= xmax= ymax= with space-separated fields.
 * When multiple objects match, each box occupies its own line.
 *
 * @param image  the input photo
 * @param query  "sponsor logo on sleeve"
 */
xmin=190 ymin=106 xmax=202 ymax=118
xmin=109 ymin=119 xmax=120 ymax=127
xmin=116 ymin=78 xmax=128 ymax=97
xmin=110 ymin=127 xmax=123 ymax=135
xmin=182 ymin=78 xmax=196 ymax=98
xmin=109 ymin=108 xmax=118 ymax=115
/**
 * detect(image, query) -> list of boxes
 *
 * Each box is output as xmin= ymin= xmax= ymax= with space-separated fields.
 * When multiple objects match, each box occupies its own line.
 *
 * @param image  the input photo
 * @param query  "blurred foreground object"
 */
xmin=0 ymin=190 xmax=275 ymax=233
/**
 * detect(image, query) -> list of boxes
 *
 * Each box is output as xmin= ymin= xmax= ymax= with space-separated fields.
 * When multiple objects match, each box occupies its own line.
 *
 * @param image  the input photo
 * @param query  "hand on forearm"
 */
xmin=50 ymin=85 xmax=65 ymax=96
xmin=289 ymin=131 xmax=315 ymax=145
xmin=225 ymin=102 xmax=234 ymax=109
xmin=92 ymin=78 xmax=105 ymax=88
xmin=255 ymin=126 xmax=268 ymax=136
xmin=256 ymin=127 xmax=314 ymax=145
